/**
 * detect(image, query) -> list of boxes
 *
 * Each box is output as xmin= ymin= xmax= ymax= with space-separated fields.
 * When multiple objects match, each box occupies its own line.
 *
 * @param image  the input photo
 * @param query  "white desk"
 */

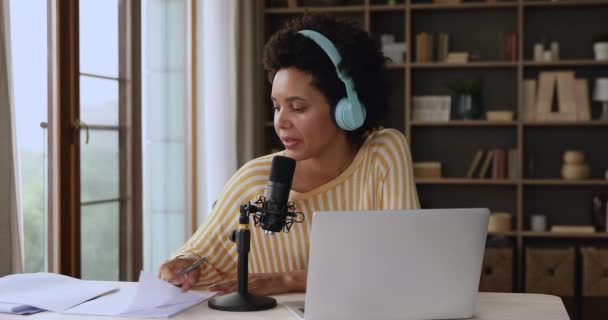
xmin=0 ymin=292 xmax=569 ymax=320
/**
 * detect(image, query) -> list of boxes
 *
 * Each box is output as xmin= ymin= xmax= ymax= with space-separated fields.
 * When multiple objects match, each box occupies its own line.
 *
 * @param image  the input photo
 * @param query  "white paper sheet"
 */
xmin=0 ymin=272 xmax=118 ymax=312
xmin=64 ymin=271 xmax=216 ymax=318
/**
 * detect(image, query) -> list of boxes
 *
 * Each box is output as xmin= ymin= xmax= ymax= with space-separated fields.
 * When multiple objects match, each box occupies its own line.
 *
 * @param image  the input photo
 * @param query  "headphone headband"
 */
xmin=297 ymin=30 xmax=366 ymax=131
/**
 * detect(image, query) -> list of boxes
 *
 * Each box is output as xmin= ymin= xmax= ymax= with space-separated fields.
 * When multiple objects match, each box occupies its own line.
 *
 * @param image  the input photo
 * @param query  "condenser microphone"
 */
xmin=260 ymin=156 xmax=296 ymax=234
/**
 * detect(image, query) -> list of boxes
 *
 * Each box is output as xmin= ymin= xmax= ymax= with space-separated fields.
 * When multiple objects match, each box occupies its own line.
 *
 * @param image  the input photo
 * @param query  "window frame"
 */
xmin=46 ymin=0 xmax=142 ymax=281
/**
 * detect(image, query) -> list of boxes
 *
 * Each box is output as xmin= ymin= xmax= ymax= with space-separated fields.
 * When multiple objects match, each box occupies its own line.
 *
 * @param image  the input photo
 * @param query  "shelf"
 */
xmin=523 ymin=120 xmax=608 ymax=127
xmin=523 ymin=179 xmax=608 ymax=186
xmin=488 ymin=231 xmax=518 ymax=237
xmin=370 ymin=4 xmax=406 ymax=12
xmin=522 ymin=231 xmax=608 ymax=238
xmin=415 ymin=178 xmax=518 ymax=185
xmin=523 ymin=0 xmax=608 ymax=8
xmin=411 ymin=120 xmax=517 ymax=127
xmin=523 ymin=60 xmax=608 ymax=67
xmin=386 ymin=63 xmax=406 ymax=69
xmin=264 ymin=5 xmax=365 ymax=14
xmin=411 ymin=2 xmax=518 ymax=10
xmin=411 ymin=61 xmax=517 ymax=69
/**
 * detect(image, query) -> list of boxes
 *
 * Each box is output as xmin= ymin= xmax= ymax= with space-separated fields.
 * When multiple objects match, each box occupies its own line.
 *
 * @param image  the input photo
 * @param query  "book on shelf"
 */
xmin=416 ymin=32 xmax=430 ymax=63
xmin=575 ymin=79 xmax=591 ymax=121
xmin=555 ymin=71 xmax=577 ymax=120
xmin=507 ymin=149 xmax=518 ymax=180
xmin=504 ymin=32 xmax=517 ymax=61
xmin=436 ymin=33 xmax=450 ymax=63
xmin=478 ymin=150 xmax=494 ymax=179
xmin=446 ymin=52 xmax=469 ymax=64
xmin=466 ymin=149 xmax=485 ymax=178
xmin=491 ymin=149 xmax=506 ymax=179
xmin=428 ymin=33 xmax=435 ymax=62
xmin=550 ymin=225 xmax=596 ymax=234
xmin=535 ymin=72 xmax=557 ymax=120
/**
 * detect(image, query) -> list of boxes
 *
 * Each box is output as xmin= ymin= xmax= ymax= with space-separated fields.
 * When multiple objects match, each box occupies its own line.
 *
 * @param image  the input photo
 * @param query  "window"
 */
xmin=10 ymin=0 xmax=48 ymax=273
xmin=11 ymin=0 xmax=192 ymax=279
xmin=79 ymin=0 xmax=121 ymax=281
xmin=12 ymin=0 xmax=142 ymax=280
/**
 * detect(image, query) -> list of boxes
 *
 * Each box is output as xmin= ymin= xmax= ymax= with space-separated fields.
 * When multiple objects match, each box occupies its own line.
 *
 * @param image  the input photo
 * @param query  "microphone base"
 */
xmin=208 ymin=292 xmax=277 ymax=312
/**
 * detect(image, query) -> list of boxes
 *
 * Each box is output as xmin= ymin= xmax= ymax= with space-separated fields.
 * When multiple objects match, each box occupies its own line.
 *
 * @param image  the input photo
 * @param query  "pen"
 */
xmin=173 ymin=257 xmax=207 ymax=279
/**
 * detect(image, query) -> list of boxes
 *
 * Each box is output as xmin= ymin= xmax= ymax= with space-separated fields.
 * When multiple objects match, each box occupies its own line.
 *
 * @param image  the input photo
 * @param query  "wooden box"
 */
xmin=479 ymin=247 xmax=513 ymax=292
xmin=413 ymin=162 xmax=441 ymax=178
xmin=525 ymin=247 xmax=575 ymax=297
xmin=581 ymin=247 xmax=608 ymax=297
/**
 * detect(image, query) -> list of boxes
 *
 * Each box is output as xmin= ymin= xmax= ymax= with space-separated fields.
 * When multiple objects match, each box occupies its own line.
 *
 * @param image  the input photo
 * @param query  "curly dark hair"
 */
xmin=263 ymin=14 xmax=389 ymax=144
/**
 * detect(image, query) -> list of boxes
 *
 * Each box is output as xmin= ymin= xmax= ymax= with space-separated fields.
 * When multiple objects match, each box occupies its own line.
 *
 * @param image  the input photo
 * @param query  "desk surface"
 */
xmin=0 ymin=292 xmax=569 ymax=320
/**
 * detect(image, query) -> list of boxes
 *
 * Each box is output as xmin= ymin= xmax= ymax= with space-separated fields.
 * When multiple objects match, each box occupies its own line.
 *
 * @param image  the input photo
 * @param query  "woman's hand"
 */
xmin=208 ymin=270 xmax=307 ymax=296
xmin=158 ymin=257 xmax=201 ymax=292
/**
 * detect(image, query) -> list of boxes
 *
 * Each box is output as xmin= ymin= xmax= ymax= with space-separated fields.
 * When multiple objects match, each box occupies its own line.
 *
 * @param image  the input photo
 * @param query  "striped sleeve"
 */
xmin=377 ymin=129 xmax=420 ymax=210
xmin=172 ymin=156 xmax=272 ymax=286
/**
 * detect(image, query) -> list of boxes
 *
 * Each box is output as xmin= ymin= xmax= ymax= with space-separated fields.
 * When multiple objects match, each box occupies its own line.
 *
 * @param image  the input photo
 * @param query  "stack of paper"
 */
xmin=0 ymin=272 xmax=118 ymax=314
xmin=65 ymin=272 xmax=216 ymax=318
xmin=0 ymin=271 xmax=216 ymax=318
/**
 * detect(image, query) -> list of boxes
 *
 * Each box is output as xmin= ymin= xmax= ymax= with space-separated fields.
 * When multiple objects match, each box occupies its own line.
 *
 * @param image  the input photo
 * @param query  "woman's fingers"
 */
xmin=208 ymin=280 xmax=237 ymax=295
xmin=158 ymin=258 xmax=199 ymax=289
xmin=207 ymin=274 xmax=286 ymax=295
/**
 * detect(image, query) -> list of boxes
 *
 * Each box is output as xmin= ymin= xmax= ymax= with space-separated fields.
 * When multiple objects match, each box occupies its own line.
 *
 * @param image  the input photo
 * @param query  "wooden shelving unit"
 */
xmin=523 ymin=60 xmax=608 ymax=67
xmin=523 ymin=0 xmax=608 ymax=8
xmin=411 ymin=61 xmax=518 ymax=68
xmin=410 ymin=2 xmax=518 ymax=10
xmin=522 ymin=231 xmax=608 ymax=238
xmin=264 ymin=5 xmax=365 ymax=14
xmin=410 ymin=120 xmax=517 ymax=126
xmin=415 ymin=178 xmax=519 ymax=185
xmin=260 ymin=1 xmax=608 ymax=318
xmin=523 ymin=179 xmax=608 ymax=186
xmin=523 ymin=120 xmax=608 ymax=127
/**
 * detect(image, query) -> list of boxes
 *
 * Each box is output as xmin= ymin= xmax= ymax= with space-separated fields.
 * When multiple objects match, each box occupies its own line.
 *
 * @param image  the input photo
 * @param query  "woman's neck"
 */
xmin=292 ymin=138 xmax=360 ymax=194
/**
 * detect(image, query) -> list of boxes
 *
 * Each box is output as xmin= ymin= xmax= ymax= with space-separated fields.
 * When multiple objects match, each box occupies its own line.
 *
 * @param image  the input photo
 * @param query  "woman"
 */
xmin=158 ymin=13 xmax=419 ymax=295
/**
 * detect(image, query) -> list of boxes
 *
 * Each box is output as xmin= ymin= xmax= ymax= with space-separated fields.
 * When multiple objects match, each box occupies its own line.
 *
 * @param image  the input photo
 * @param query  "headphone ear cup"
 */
xmin=335 ymin=98 xmax=366 ymax=131
xmin=334 ymin=98 xmax=353 ymax=131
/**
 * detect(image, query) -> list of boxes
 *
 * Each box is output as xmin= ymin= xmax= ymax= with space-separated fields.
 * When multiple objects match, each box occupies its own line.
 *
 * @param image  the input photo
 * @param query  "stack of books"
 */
xmin=415 ymin=32 xmax=450 ymax=63
xmin=524 ymin=71 xmax=591 ymax=121
xmin=466 ymin=148 xmax=518 ymax=179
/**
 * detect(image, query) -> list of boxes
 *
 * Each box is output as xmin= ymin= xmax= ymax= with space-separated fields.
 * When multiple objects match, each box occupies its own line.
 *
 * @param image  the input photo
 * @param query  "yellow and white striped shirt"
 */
xmin=174 ymin=128 xmax=419 ymax=286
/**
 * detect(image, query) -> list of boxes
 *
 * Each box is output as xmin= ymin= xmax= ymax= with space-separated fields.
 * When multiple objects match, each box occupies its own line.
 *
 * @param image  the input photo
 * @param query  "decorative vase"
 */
xmin=594 ymin=42 xmax=608 ymax=61
xmin=453 ymin=94 xmax=482 ymax=120
xmin=561 ymin=163 xmax=590 ymax=180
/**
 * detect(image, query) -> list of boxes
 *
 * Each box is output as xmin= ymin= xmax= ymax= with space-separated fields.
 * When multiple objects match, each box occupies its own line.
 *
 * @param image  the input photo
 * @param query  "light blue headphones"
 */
xmin=297 ymin=30 xmax=366 ymax=131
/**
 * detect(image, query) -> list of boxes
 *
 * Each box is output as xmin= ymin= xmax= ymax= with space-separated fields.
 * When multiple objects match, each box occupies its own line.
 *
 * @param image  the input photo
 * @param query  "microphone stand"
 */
xmin=208 ymin=198 xmax=302 ymax=311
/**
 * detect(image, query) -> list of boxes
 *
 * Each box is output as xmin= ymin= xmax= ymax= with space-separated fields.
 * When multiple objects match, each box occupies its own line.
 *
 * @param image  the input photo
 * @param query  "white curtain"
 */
xmin=196 ymin=0 xmax=262 ymax=223
xmin=143 ymin=0 xmax=259 ymax=271
xmin=235 ymin=0 xmax=262 ymax=167
xmin=142 ymin=0 xmax=190 ymax=272
xmin=196 ymin=0 xmax=239 ymax=223
xmin=0 ymin=0 xmax=23 ymax=275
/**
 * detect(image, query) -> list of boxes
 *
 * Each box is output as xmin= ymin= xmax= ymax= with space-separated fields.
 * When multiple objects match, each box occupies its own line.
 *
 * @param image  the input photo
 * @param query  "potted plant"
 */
xmin=446 ymin=77 xmax=483 ymax=120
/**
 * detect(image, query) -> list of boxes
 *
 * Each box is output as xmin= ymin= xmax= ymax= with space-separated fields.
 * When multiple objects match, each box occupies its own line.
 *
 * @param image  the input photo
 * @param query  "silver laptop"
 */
xmin=283 ymin=208 xmax=490 ymax=320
